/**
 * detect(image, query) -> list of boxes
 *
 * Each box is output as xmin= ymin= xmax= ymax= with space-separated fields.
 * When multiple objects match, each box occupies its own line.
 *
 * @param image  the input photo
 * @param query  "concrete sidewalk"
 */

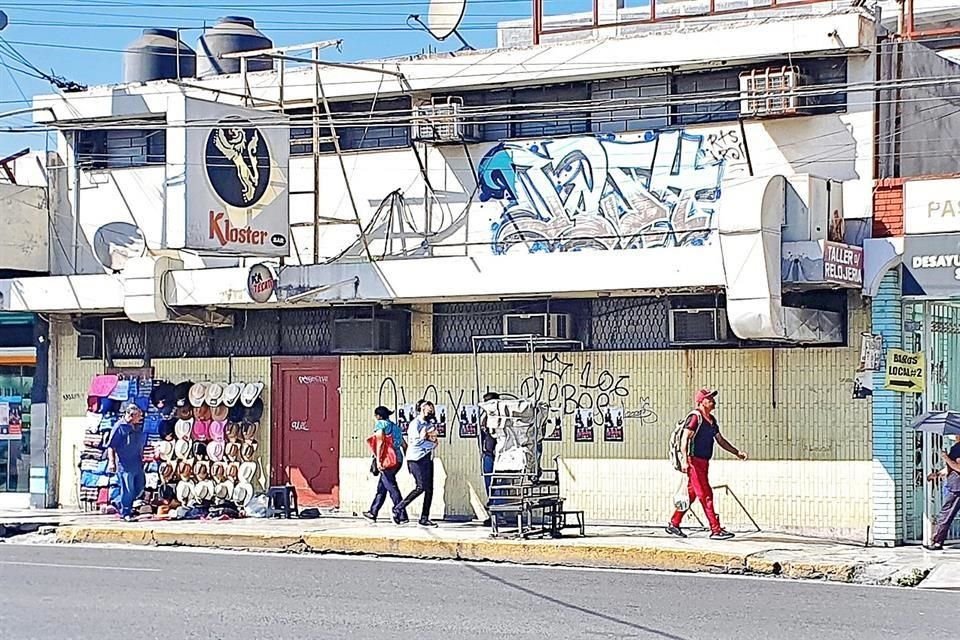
xmin=42 ymin=513 xmax=958 ymax=588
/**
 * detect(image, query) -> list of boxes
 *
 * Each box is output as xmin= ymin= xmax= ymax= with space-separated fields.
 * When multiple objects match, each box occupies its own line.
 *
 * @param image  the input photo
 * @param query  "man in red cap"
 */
xmin=666 ymin=388 xmax=747 ymax=540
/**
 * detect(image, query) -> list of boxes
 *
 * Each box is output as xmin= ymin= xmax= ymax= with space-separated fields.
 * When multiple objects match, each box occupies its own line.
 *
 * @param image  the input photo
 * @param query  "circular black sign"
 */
xmin=205 ymin=118 xmax=271 ymax=209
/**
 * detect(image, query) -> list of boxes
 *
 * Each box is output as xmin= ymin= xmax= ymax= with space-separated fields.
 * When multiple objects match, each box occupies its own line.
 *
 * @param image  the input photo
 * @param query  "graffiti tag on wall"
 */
xmin=477 ymin=131 xmax=727 ymax=255
xmin=376 ymin=354 xmax=658 ymax=439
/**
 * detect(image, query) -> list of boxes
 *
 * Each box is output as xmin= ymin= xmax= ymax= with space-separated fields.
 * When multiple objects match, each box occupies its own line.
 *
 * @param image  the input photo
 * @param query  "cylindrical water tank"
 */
xmin=196 ymin=16 xmax=273 ymax=78
xmin=123 ymin=28 xmax=196 ymax=83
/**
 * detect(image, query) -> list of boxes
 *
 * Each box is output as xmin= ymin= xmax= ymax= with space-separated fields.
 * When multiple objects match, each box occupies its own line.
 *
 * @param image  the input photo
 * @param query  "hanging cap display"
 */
xmin=205 ymin=382 xmax=225 ymax=407
xmin=223 ymin=382 xmax=244 ymax=407
xmin=239 ymin=382 xmax=264 ymax=408
xmin=188 ymin=383 xmax=209 ymax=408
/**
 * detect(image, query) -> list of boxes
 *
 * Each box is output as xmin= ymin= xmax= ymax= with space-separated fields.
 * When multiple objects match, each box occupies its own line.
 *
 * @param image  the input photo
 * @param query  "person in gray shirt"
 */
xmin=393 ymin=400 xmax=439 ymax=528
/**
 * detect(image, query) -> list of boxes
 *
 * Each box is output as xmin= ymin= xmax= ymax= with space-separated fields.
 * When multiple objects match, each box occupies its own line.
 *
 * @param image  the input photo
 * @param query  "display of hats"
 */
xmin=176 ymin=480 xmax=195 ymax=504
xmin=156 ymin=440 xmax=175 ymax=462
xmin=192 ymin=419 xmax=211 ymax=442
xmin=232 ymin=482 xmax=254 ymax=507
xmin=176 ymin=405 xmax=193 ymax=420
xmin=158 ymin=484 xmax=177 ymax=502
xmin=228 ymin=403 xmax=245 ymax=424
xmin=151 ymin=381 xmax=176 ymax=408
xmin=240 ymin=441 xmax=259 ymax=462
xmin=178 ymin=461 xmax=194 ymax=479
xmin=211 ymin=462 xmax=226 ymax=481
xmin=243 ymin=398 xmax=264 ymax=424
xmin=226 ymin=462 xmax=240 ymax=482
xmin=209 ymin=420 xmax=226 ymax=442
xmin=159 ymin=418 xmax=177 ymax=441
xmin=191 ymin=441 xmax=208 ymax=460
xmin=241 ymin=421 xmax=259 ymax=440
xmin=159 ymin=462 xmax=176 ymax=484
xmin=88 ymin=374 xmax=119 ymax=398
xmin=195 ymin=479 xmax=215 ymax=501
xmin=205 ymin=382 xmax=225 ymax=407
xmin=238 ymin=461 xmax=257 ymax=484
xmin=188 ymin=382 xmax=209 ymax=408
xmin=193 ymin=405 xmax=212 ymax=422
xmin=225 ymin=441 xmax=241 ymax=462
xmin=239 ymin=382 xmax=264 ymax=408
xmin=211 ymin=404 xmax=229 ymax=422
xmin=173 ymin=381 xmax=193 ymax=405
xmin=174 ymin=439 xmax=192 ymax=460
xmin=223 ymin=382 xmax=243 ymax=408
xmin=226 ymin=423 xmax=242 ymax=442
xmin=195 ymin=460 xmax=211 ymax=479
xmin=207 ymin=440 xmax=225 ymax=462
xmin=214 ymin=480 xmax=234 ymax=501
xmin=174 ymin=418 xmax=194 ymax=440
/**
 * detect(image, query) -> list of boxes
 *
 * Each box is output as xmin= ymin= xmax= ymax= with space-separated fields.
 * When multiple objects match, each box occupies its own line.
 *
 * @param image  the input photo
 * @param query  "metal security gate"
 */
xmin=907 ymin=301 xmax=960 ymax=544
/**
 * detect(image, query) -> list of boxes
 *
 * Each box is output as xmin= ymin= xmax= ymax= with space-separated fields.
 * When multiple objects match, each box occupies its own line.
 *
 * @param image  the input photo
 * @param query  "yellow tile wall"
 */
xmin=339 ymin=306 xmax=872 ymax=537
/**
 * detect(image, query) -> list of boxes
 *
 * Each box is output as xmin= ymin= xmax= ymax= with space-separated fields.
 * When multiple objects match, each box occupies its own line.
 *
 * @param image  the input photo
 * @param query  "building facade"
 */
xmin=4 ymin=2 xmax=952 ymax=541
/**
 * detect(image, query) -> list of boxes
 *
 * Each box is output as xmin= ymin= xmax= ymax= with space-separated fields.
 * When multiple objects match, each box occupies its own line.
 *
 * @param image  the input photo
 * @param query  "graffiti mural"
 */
xmin=477 ymin=131 xmax=727 ymax=255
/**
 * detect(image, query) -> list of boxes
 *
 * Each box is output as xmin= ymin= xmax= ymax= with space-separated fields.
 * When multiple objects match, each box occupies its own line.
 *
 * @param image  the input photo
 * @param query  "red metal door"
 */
xmin=271 ymin=357 xmax=340 ymax=507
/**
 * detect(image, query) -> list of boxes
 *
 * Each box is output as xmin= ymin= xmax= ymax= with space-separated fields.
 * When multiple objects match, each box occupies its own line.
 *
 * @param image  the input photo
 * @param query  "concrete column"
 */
xmin=410 ymin=304 xmax=433 ymax=353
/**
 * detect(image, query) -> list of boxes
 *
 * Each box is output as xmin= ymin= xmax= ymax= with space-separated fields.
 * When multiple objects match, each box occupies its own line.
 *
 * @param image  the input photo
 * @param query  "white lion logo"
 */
xmin=214 ymin=127 xmax=261 ymax=203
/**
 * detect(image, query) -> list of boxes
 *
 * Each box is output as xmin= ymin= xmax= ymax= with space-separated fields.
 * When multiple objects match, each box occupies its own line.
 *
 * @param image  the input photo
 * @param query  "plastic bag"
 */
xmin=245 ymin=493 xmax=274 ymax=519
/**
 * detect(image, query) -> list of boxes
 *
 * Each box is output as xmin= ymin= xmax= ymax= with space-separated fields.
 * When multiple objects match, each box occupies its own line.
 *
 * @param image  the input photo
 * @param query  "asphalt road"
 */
xmin=0 ymin=543 xmax=950 ymax=639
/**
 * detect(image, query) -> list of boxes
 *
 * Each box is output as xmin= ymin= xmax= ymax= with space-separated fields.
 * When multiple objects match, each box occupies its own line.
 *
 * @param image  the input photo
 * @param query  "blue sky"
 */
xmin=0 ymin=0 xmax=593 ymax=156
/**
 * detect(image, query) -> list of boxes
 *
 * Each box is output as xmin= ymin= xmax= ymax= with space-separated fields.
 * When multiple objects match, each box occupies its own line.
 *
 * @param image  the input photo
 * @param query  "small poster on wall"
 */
xmin=544 ymin=410 xmax=563 ymax=441
xmin=0 ymin=397 xmax=23 ymax=440
xmin=458 ymin=405 xmax=479 ymax=439
xmin=435 ymin=405 xmax=448 ymax=438
xmin=574 ymin=408 xmax=594 ymax=443
xmin=397 ymin=404 xmax=416 ymax=435
xmin=603 ymin=407 xmax=625 ymax=442
xmin=853 ymin=332 xmax=883 ymax=400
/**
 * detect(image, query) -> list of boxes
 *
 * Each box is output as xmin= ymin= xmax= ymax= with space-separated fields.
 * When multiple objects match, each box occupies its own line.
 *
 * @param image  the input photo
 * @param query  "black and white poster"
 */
xmin=603 ymin=407 xmax=624 ymax=442
xmin=435 ymin=404 xmax=448 ymax=438
xmin=574 ymin=408 xmax=594 ymax=443
xmin=544 ymin=410 xmax=562 ymax=441
xmin=458 ymin=405 xmax=479 ymax=438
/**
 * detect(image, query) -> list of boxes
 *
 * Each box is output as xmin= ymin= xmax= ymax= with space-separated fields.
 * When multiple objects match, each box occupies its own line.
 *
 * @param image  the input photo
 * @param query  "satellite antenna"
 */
xmin=407 ymin=0 xmax=474 ymax=51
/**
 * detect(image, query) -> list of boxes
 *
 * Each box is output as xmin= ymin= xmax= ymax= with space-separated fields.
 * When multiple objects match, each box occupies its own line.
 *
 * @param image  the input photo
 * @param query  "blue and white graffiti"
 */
xmin=478 ymin=131 xmax=727 ymax=255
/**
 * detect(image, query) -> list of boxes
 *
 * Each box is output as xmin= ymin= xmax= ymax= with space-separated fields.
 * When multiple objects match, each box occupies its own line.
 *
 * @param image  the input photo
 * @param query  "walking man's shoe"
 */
xmin=923 ymin=543 xmax=944 ymax=551
xmin=710 ymin=530 xmax=735 ymax=541
xmin=665 ymin=524 xmax=687 ymax=538
xmin=419 ymin=519 xmax=439 ymax=528
xmin=362 ymin=511 xmax=377 ymax=523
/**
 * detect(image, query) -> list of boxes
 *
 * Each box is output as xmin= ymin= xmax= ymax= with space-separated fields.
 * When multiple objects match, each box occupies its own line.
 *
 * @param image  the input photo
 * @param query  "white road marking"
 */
xmin=0 ymin=560 xmax=161 ymax=573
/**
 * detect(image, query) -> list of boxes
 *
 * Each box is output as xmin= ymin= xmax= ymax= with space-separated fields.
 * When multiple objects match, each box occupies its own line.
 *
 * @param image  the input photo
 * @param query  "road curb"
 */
xmin=55 ymin=525 xmax=863 ymax=582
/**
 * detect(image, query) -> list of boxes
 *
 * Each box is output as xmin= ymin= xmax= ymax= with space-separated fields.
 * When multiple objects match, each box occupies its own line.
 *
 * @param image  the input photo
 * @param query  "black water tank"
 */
xmin=123 ymin=28 xmax=196 ymax=83
xmin=196 ymin=16 xmax=273 ymax=78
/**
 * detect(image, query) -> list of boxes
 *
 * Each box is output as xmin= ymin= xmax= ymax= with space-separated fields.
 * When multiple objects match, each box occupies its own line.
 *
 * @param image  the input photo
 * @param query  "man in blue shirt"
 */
xmin=926 ymin=439 xmax=960 ymax=551
xmin=107 ymin=404 xmax=147 ymax=522
xmin=393 ymin=400 xmax=439 ymax=527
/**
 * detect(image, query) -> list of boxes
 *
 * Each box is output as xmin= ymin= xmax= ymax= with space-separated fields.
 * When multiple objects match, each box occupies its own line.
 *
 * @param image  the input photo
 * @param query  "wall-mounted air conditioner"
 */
xmin=668 ymin=308 xmax=732 ymax=345
xmin=331 ymin=317 xmax=407 ymax=354
xmin=412 ymin=97 xmax=479 ymax=143
xmin=503 ymin=313 xmax=572 ymax=340
xmin=739 ymin=66 xmax=810 ymax=118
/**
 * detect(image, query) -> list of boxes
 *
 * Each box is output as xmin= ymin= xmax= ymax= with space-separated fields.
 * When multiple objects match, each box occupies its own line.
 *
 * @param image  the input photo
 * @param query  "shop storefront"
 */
xmin=0 ymin=313 xmax=36 ymax=508
xmin=892 ymin=177 xmax=960 ymax=544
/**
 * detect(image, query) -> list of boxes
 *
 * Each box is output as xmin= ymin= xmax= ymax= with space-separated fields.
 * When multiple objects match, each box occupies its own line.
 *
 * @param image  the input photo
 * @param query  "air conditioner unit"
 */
xmin=502 ymin=313 xmax=572 ymax=340
xmin=669 ymin=308 xmax=732 ymax=345
xmin=331 ymin=317 xmax=407 ymax=354
xmin=739 ymin=66 xmax=810 ymax=118
xmin=77 ymin=332 xmax=101 ymax=360
xmin=412 ymin=97 xmax=479 ymax=143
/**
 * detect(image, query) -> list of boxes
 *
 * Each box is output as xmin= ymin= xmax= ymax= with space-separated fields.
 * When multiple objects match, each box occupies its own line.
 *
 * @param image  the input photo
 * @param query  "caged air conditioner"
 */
xmin=502 ymin=313 xmax=573 ymax=339
xmin=412 ymin=97 xmax=479 ymax=143
xmin=739 ymin=66 xmax=811 ymax=118
xmin=668 ymin=307 xmax=733 ymax=345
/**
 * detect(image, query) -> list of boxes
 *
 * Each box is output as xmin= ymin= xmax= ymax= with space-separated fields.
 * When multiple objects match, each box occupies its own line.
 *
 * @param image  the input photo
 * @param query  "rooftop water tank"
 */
xmin=123 ymin=28 xmax=196 ymax=83
xmin=196 ymin=16 xmax=273 ymax=78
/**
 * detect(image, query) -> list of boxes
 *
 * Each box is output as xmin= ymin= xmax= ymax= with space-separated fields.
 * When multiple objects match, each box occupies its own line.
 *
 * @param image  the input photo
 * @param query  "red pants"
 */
xmin=670 ymin=457 xmax=722 ymax=533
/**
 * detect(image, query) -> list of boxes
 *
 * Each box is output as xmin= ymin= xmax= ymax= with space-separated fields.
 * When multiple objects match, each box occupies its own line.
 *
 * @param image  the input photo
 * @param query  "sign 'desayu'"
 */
xmin=166 ymin=98 xmax=290 ymax=257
